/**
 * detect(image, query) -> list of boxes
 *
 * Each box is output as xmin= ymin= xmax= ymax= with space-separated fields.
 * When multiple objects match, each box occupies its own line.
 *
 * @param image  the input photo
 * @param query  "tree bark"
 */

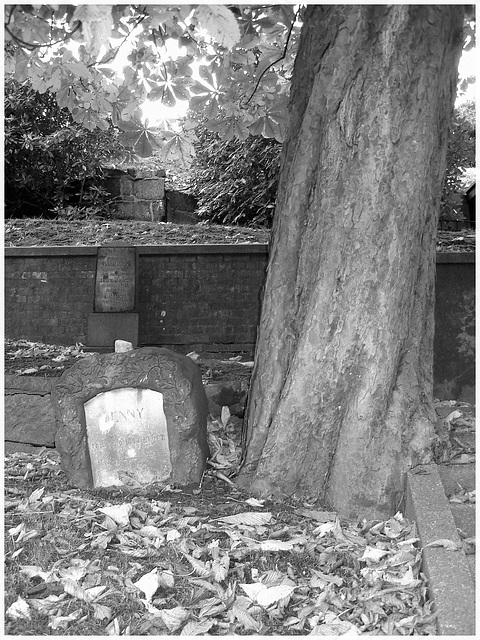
xmin=236 ymin=5 xmax=464 ymax=518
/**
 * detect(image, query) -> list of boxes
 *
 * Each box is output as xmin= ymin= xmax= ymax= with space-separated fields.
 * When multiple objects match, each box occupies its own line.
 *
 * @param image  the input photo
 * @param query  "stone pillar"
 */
xmin=87 ymin=244 xmax=139 ymax=348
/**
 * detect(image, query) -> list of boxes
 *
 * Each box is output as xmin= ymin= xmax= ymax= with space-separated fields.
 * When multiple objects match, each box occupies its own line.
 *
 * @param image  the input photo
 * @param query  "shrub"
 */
xmin=441 ymin=100 xmax=476 ymax=221
xmin=191 ymin=128 xmax=281 ymax=227
xmin=4 ymin=76 xmax=124 ymax=218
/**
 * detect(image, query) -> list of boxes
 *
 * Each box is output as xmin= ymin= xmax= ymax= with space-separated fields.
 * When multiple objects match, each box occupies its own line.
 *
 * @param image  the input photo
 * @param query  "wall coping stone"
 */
xmin=435 ymin=252 xmax=475 ymax=263
xmin=5 ymin=375 xmax=54 ymax=394
xmin=5 ymin=245 xmax=474 ymax=261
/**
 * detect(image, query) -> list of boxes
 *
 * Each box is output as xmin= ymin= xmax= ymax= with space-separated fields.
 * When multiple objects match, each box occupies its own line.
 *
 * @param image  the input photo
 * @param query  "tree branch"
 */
xmin=245 ymin=8 xmax=300 ymax=105
xmin=4 ymin=20 xmax=81 ymax=51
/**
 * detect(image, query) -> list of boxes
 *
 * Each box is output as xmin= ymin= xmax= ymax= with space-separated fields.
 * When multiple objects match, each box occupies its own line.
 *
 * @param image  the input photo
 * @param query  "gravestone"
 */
xmin=87 ymin=244 xmax=139 ymax=348
xmin=51 ymin=347 xmax=209 ymax=489
xmin=94 ymin=245 xmax=136 ymax=312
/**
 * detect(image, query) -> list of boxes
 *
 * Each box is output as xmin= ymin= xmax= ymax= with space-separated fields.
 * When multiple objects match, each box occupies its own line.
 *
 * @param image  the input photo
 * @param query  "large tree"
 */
xmin=5 ymin=4 xmax=470 ymax=517
xmin=236 ymin=5 xmax=465 ymax=517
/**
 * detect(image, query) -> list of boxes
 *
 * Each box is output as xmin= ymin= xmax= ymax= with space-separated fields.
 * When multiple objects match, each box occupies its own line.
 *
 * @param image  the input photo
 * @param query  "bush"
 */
xmin=191 ymin=129 xmax=281 ymax=227
xmin=441 ymin=100 xmax=475 ymax=221
xmin=4 ymin=76 xmax=124 ymax=218
xmin=191 ymin=101 xmax=475 ymax=229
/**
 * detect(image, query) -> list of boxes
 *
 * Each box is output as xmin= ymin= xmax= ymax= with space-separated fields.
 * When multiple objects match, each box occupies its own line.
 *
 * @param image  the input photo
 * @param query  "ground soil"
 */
xmin=4 ymin=217 xmax=475 ymax=251
xmin=4 ymin=218 xmax=270 ymax=247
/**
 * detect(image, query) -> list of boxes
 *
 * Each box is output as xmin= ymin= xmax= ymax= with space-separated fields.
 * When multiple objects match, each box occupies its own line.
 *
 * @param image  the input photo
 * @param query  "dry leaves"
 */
xmin=5 ymin=448 xmax=438 ymax=635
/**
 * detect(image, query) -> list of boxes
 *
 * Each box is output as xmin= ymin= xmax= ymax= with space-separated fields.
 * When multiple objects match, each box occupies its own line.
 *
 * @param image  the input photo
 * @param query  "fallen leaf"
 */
xmin=245 ymin=497 xmax=265 ymax=508
xmin=134 ymin=568 xmax=161 ymax=602
xmin=232 ymin=601 xmax=263 ymax=631
xmin=28 ymin=486 xmax=45 ymax=503
xmin=450 ymin=453 xmax=475 ymax=464
xmin=260 ymin=540 xmax=295 ymax=551
xmin=360 ymin=546 xmax=390 ymax=562
xmin=219 ymin=511 xmax=273 ymax=526
xmin=180 ymin=619 xmax=214 ymax=635
xmin=98 ymin=503 xmax=132 ymax=526
xmin=6 ymin=596 xmax=31 ymax=620
xmin=240 ymin=582 xmax=296 ymax=608
xmin=159 ymin=605 xmax=190 ymax=632
xmin=296 ymin=509 xmax=337 ymax=522
xmin=92 ymin=602 xmax=112 ymax=621
xmin=445 ymin=410 xmax=462 ymax=424
xmin=106 ymin=617 xmax=121 ymax=635
xmin=424 ymin=538 xmax=461 ymax=551
xmin=48 ymin=610 xmax=80 ymax=630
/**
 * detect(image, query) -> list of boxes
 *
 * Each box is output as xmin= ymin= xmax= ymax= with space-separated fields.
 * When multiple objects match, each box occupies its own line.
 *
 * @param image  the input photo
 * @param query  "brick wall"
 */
xmin=138 ymin=246 xmax=265 ymax=345
xmin=434 ymin=254 xmax=475 ymax=402
xmin=4 ymin=246 xmax=475 ymax=401
xmin=4 ymin=245 xmax=268 ymax=349
xmin=5 ymin=247 xmax=97 ymax=345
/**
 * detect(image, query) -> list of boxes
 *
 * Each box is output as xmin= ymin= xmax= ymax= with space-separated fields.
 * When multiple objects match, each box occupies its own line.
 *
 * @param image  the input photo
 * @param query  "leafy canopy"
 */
xmin=5 ymin=4 xmax=301 ymax=160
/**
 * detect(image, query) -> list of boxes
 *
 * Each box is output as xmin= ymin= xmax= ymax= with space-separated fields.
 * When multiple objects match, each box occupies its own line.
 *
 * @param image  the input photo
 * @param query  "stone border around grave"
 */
xmin=51 ymin=347 xmax=209 ymax=489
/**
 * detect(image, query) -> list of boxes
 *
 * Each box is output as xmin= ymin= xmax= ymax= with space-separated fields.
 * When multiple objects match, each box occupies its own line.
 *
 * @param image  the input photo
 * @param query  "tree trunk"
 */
xmin=236 ymin=5 xmax=463 ymax=518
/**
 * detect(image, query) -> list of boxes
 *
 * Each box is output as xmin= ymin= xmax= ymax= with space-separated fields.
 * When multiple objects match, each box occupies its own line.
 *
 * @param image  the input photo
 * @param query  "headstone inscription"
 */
xmin=87 ymin=244 xmax=139 ymax=348
xmin=94 ymin=246 xmax=136 ymax=312
xmin=51 ymin=347 xmax=209 ymax=489
xmin=84 ymin=387 xmax=171 ymax=487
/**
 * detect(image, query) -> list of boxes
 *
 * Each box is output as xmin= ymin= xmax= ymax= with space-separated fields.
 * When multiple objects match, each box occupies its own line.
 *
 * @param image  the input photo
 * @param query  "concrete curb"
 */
xmin=406 ymin=464 xmax=476 ymax=636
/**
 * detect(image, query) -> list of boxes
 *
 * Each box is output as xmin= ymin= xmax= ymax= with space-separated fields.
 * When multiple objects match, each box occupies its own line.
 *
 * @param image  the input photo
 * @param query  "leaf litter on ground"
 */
xmin=5 ymin=443 xmax=438 ymax=636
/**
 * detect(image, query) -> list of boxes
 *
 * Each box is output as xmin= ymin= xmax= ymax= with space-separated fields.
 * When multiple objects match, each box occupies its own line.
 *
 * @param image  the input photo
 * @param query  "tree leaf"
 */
xmin=219 ymin=511 xmax=273 ymax=526
xmin=257 ymin=584 xmax=296 ymax=608
xmin=159 ymin=606 xmax=190 ymax=632
xmin=70 ymin=5 xmax=113 ymax=58
xmin=98 ymin=503 xmax=132 ymax=526
xmin=182 ymin=553 xmax=211 ymax=578
xmin=134 ymin=568 xmax=161 ymax=602
xmin=360 ymin=546 xmax=390 ymax=562
xmin=212 ymin=555 xmax=230 ymax=582
xmin=157 ymin=132 xmax=197 ymax=170
xmin=240 ymin=582 xmax=266 ymax=601
xmin=240 ymin=582 xmax=296 ymax=607
xmin=424 ymin=538 xmax=462 ymax=551
xmin=158 ymin=570 xmax=175 ymax=589
xmin=221 ymin=405 xmax=231 ymax=428
xmin=193 ymin=5 xmax=241 ymax=48
xmin=232 ymin=601 xmax=263 ymax=631
xmin=180 ymin=619 xmax=214 ymax=635
xmin=259 ymin=539 xmax=295 ymax=551
xmin=92 ymin=602 xmax=112 ymax=621
xmin=6 ymin=596 xmax=31 ymax=620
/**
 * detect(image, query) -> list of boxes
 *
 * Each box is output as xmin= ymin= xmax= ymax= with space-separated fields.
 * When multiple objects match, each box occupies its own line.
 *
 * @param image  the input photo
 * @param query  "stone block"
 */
xmin=130 ymin=200 xmax=165 ymax=222
xmin=94 ymin=246 xmax=137 ymax=313
xmin=87 ymin=313 xmax=139 ymax=349
xmin=51 ymin=347 xmax=209 ymax=489
xmin=133 ymin=178 xmax=165 ymax=200
xmin=5 ymin=393 xmax=57 ymax=447
xmin=112 ymin=203 xmax=136 ymax=219
xmin=5 ymin=375 xmax=54 ymax=394
xmin=406 ymin=464 xmax=475 ymax=635
xmin=104 ymin=170 xmax=134 ymax=197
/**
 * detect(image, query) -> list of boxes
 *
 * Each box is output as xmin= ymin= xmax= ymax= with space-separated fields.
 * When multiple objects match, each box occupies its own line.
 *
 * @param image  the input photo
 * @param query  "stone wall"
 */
xmin=434 ymin=254 xmax=475 ymax=402
xmin=5 ymin=376 xmax=56 ymax=452
xmin=5 ymin=245 xmax=267 ymax=349
xmin=104 ymin=168 xmax=166 ymax=221
xmin=4 ymin=246 xmax=475 ymax=401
